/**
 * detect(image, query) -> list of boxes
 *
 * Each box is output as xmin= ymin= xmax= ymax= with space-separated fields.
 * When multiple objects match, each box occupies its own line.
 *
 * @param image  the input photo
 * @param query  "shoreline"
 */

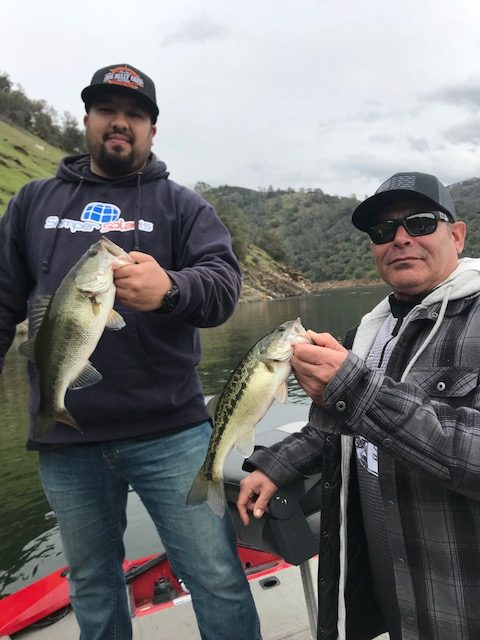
xmin=239 ymin=277 xmax=385 ymax=303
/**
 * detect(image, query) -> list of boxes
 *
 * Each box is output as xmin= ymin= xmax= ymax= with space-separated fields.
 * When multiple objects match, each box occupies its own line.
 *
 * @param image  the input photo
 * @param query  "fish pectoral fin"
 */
xmin=106 ymin=309 xmax=126 ymax=330
xmin=69 ymin=362 xmax=103 ymax=389
xmin=206 ymin=394 xmax=220 ymax=418
xmin=91 ymin=297 xmax=102 ymax=316
xmin=235 ymin=429 xmax=255 ymax=457
xmin=56 ymin=409 xmax=82 ymax=431
xmin=274 ymin=381 xmax=289 ymax=404
xmin=18 ymin=337 xmax=36 ymax=362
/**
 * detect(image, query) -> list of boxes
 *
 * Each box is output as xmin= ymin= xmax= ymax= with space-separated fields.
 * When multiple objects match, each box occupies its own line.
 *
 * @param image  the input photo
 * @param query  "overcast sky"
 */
xmin=2 ymin=0 xmax=480 ymax=200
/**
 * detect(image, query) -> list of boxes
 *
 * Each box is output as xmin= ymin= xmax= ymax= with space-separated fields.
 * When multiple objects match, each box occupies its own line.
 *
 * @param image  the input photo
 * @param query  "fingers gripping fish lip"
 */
xmin=259 ymin=318 xmax=312 ymax=361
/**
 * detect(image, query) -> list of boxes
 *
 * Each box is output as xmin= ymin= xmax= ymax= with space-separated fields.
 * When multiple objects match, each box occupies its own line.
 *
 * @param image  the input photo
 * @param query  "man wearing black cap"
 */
xmin=238 ymin=172 xmax=480 ymax=639
xmin=0 ymin=64 xmax=261 ymax=639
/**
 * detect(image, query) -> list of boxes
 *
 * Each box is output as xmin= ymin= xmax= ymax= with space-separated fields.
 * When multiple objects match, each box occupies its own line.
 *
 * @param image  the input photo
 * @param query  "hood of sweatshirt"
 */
xmin=353 ymin=257 xmax=480 ymax=361
xmin=41 ymin=153 xmax=170 ymax=272
xmin=57 ymin=153 xmax=169 ymax=185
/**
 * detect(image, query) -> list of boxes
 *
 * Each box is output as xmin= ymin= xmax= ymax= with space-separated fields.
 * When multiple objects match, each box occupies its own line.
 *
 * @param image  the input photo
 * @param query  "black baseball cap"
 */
xmin=352 ymin=171 xmax=458 ymax=231
xmin=81 ymin=64 xmax=159 ymax=123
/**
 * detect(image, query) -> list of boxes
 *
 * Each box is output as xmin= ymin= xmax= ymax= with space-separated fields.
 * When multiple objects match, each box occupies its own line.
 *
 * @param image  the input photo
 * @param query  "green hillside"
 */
xmin=200 ymin=179 xmax=480 ymax=282
xmin=0 ymin=120 xmax=64 ymax=210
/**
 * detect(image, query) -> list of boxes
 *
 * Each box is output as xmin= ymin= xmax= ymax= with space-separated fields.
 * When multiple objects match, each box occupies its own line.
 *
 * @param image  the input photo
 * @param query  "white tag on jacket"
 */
xmin=355 ymin=437 xmax=379 ymax=477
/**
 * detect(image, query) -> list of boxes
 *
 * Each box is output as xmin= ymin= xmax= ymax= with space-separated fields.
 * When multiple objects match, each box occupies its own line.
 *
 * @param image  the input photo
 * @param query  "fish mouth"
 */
xmin=99 ymin=236 xmax=126 ymax=256
xmin=291 ymin=318 xmax=312 ymax=343
xmin=260 ymin=318 xmax=312 ymax=361
xmin=99 ymin=236 xmax=136 ymax=264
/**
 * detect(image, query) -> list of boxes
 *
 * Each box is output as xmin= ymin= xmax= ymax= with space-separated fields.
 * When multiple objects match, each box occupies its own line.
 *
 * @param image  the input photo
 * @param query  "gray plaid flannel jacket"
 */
xmin=248 ymin=258 xmax=480 ymax=640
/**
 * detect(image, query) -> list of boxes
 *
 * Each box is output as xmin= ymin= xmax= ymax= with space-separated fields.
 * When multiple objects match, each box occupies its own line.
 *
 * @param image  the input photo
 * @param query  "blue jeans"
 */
xmin=39 ymin=423 xmax=261 ymax=640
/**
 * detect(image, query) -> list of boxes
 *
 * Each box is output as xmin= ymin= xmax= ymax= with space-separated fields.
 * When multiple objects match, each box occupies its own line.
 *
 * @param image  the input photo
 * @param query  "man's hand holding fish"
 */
xmin=113 ymin=251 xmax=175 ymax=312
xmin=290 ymin=330 xmax=349 ymax=406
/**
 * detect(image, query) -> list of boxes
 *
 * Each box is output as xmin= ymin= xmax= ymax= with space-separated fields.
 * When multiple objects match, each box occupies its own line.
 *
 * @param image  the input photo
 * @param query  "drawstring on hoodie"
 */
xmin=42 ymin=178 xmax=85 ymax=273
xmin=133 ymin=172 xmax=142 ymax=251
xmin=400 ymin=284 xmax=453 ymax=381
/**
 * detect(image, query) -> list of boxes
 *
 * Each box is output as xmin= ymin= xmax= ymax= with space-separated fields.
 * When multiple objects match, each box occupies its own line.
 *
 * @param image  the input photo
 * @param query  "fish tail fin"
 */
xmin=207 ymin=479 xmax=226 ymax=517
xmin=32 ymin=408 xmax=82 ymax=439
xmin=186 ymin=470 xmax=226 ymax=517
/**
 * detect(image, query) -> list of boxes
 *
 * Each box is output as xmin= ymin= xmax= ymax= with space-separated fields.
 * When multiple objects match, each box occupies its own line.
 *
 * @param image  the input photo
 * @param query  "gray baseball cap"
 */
xmin=352 ymin=172 xmax=458 ymax=231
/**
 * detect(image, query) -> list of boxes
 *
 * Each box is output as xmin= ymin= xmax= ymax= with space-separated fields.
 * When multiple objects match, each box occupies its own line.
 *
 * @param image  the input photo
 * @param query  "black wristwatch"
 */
xmin=159 ymin=284 xmax=180 ymax=313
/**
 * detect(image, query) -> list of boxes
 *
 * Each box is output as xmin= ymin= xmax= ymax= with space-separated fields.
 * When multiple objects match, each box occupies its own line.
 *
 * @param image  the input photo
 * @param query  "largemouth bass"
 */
xmin=19 ymin=236 xmax=134 ymax=438
xmin=186 ymin=318 xmax=312 ymax=517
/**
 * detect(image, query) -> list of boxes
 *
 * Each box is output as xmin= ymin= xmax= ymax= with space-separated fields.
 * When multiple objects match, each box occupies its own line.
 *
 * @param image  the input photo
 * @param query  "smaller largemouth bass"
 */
xmin=186 ymin=318 xmax=312 ymax=517
xmin=20 ymin=236 xmax=134 ymax=438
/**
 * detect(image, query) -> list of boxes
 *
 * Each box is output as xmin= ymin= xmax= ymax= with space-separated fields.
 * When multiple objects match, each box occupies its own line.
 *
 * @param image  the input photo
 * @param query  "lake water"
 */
xmin=0 ymin=285 xmax=387 ymax=596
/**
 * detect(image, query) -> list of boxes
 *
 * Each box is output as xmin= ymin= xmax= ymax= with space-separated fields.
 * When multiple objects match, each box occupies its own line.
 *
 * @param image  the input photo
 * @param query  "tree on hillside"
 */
xmin=0 ymin=71 xmax=86 ymax=154
xmin=61 ymin=112 xmax=87 ymax=154
xmin=195 ymin=185 xmax=250 ymax=261
xmin=257 ymin=229 xmax=289 ymax=263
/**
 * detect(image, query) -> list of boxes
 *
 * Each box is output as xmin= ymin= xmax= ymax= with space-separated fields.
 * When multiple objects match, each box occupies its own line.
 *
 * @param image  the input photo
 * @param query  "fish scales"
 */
xmin=203 ymin=353 xmax=261 ymax=481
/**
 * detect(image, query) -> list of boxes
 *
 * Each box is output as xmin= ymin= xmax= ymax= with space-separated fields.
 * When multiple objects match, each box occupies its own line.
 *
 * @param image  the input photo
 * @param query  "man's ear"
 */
xmin=451 ymin=221 xmax=466 ymax=255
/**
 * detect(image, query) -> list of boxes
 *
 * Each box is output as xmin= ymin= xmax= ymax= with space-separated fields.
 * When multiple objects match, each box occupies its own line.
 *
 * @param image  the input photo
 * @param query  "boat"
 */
xmin=0 ymin=548 xmax=302 ymax=638
xmin=0 ymin=411 xmax=323 ymax=640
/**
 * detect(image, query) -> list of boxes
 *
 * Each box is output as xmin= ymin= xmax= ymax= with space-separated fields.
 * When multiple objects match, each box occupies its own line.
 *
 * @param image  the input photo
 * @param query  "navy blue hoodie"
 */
xmin=0 ymin=154 xmax=242 ymax=446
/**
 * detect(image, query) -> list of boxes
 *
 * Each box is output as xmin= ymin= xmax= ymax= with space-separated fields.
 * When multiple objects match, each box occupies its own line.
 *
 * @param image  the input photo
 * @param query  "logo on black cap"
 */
xmin=103 ymin=66 xmax=145 ymax=90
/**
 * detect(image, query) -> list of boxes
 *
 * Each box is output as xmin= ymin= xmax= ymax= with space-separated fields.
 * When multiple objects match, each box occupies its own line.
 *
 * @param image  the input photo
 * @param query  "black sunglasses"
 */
xmin=368 ymin=211 xmax=450 ymax=245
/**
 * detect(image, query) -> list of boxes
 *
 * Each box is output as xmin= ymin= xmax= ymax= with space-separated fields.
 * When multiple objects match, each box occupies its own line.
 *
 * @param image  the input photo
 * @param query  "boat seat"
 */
xmin=223 ymin=426 xmax=322 ymax=566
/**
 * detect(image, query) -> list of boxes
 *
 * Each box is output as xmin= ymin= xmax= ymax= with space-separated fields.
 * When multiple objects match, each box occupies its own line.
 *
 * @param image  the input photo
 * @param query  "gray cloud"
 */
xmin=161 ymin=13 xmax=231 ymax=46
xmin=407 ymin=136 xmax=430 ymax=152
xmin=426 ymin=81 xmax=480 ymax=111
xmin=442 ymin=119 xmax=480 ymax=145
xmin=329 ymin=153 xmax=401 ymax=184
xmin=368 ymin=133 xmax=395 ymax=144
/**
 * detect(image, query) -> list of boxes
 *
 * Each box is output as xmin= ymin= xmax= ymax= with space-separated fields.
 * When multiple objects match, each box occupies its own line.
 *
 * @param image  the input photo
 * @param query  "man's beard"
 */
xmin=94 ymin=144 xmax=138 ymax=178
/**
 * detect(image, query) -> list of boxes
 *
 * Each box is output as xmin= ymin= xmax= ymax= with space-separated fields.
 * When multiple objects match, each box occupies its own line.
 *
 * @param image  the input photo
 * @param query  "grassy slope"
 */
xmin=0 ymin=120 xmax=65 ymax=211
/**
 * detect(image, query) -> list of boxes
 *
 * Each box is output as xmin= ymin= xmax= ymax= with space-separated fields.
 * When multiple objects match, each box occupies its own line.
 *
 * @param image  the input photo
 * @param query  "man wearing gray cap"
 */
xmin=238 ymin=172 xmax=480 ymax=639
xmin=0 ymin=64 xmax=261 ymax=639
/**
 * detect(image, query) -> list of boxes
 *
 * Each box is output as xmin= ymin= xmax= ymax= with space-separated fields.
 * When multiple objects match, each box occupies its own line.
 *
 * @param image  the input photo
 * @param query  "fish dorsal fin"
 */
xmin=69 ymin=362 xmax=103 ymax=389
xmin=29 ymin=294 xmax=53 ymax=335
xmin=206 ymin=394 xmax=220 ymax=418
xmin=18 ymin=337 xmax=36 ymax=362
xmin=106 ymin=309 xmax=126 ymax=330
xmin=235 ymin=429 xmax=255 ymax=457
xmin=274 ymin=381 xmax=289 ymax=404
xmin=18 ymin=294 xmax=54 ymax=362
